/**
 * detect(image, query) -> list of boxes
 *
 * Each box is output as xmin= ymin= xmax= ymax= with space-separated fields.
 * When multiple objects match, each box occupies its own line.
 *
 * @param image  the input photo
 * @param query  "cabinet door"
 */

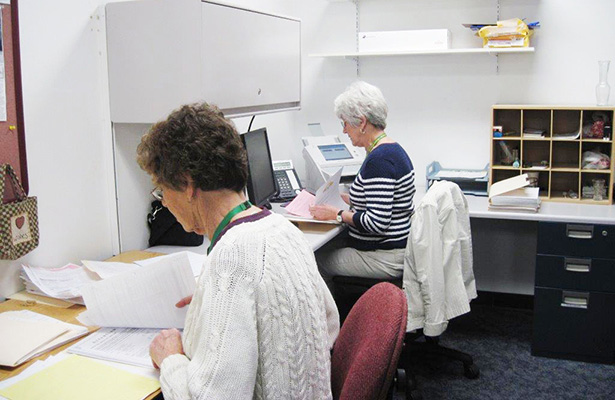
xmin=201 ymin=2 xmax=301 ymax=114
xmin=537 ymin=222 xmax=615 ymax=259
xmin=532 ymin=287 xmax=615 ymax=363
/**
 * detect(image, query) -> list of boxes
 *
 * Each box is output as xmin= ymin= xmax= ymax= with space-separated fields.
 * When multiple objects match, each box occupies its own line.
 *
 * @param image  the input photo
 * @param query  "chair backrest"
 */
xmin=331 ymin=282 xmax=408 ymax=400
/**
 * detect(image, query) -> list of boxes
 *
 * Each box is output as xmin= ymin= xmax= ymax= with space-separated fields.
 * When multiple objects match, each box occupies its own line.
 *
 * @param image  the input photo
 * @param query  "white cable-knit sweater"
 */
xmin=159 ymin=212 xmax=340 ymax=399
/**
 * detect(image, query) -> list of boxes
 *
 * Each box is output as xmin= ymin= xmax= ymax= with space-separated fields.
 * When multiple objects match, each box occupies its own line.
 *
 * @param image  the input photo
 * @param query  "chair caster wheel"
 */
xmin=395 ymin=369 xmax=407 ymax=391
xmin=464 ymin=363 xmax=480 ymax=379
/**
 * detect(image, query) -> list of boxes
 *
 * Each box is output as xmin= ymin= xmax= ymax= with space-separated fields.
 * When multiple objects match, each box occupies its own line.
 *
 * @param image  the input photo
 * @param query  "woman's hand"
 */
xmin=149 ymin=328 xmax=184 ymax=369
xmin=340 ymin=193 xmax=350 ymax=205
xmin=309 ymin=204 xmax=338 ymax=221
xmin=175 ymin=295 xmax=193 ymax=308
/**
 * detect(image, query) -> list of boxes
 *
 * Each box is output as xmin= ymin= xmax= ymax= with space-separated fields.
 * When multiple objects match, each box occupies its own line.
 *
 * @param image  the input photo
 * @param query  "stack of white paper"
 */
xmin=20 ymin=263 xmax=98 ymax=304
xmin=0 ymin=311 xmax=89 ymax=367
xmin=78 ymin=252 xmax=196 ymax=329
xmin=284 ymin=167 xmax=346 ymax=221
xmin=488 ymin=174 xmax=541 ymax=213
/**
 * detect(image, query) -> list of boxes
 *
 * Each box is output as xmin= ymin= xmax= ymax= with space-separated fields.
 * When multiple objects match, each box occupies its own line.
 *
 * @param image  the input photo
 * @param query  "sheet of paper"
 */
xmin=68 ymin=327 xmax=160 ymax=368
xmin=21 ymin=263 xmax=98 ymax=299
xmin=0 ymin=354 xmax=160 ymax=400
xmin=134 ymin=251 xmax=206 ymax=277
xmin=7 ymin=291 xmax=74 ymax=308
xmin=0 ymin=310 xmax=89 ymax=366
xmin=284 ymin=189 xmax=316 ymax=218
xmin=78 ymin=252 xmax=196 ymax=329
xmin=314 ymin=167 xmax=347 ymax=210
xmin=488 ymin=174 xmax=530 ymax=199
xmin=0 ymin=313 xmax=68 ymax=367
xmin=81 ymin=260 xmax=141 ymax=280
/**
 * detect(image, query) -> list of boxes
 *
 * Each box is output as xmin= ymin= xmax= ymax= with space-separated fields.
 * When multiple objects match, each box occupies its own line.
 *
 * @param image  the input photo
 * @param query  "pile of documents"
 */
xmin=488 ymin=174 xmax=541 ymax=213
xmin=19 ymin=251 xmax=205 ymax=305
xmin=0 ymin=310 xmax=89 ymax=367
xmin=477 ymin=18 xmax=537 ymax=48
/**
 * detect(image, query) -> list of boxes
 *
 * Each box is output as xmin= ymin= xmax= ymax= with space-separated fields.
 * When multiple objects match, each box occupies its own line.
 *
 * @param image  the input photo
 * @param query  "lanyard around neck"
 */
xmin=367 ymin=132 xmax=387 ymax=153
xmin=207 ymin=200 xmax=252 ymax=255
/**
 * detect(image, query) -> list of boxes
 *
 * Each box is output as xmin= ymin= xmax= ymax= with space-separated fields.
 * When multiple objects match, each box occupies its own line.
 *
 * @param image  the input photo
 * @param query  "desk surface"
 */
xmin=412 ymin=190 xmax=615 ymax=225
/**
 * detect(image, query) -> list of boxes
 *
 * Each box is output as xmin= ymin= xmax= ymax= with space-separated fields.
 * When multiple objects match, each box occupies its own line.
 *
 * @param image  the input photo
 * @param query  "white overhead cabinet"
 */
xmin=106 ymin=0 xmax=301 ymax=123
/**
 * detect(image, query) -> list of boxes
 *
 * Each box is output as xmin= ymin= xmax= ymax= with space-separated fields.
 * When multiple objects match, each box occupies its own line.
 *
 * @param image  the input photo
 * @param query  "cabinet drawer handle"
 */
xmin=566 ymin=224 xmax=593 ymax=240
xmin=561 ymin=291 xmax=589 ymax=309
xmin=564 ymin=258 xmax=591 ymax=273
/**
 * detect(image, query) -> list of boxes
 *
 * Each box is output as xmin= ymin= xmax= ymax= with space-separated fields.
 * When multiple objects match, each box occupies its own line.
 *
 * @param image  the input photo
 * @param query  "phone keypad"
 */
xmin=275 ymin=170 xmax=295 ymax=199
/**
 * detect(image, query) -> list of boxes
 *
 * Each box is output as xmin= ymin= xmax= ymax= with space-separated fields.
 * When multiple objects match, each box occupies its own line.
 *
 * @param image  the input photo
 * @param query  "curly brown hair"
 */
xmin=137 ymin=103 xmax=248 ymax=192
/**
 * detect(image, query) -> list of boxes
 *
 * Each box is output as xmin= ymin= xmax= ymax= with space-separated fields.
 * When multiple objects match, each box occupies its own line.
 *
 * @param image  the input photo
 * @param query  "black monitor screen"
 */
xmin=241 ymin=128 xmax=277 ymax=207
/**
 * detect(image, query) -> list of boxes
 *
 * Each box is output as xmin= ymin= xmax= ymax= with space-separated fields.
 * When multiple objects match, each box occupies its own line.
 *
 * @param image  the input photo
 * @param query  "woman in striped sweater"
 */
xmin=310 ymin=81 xmax=415 ymax=291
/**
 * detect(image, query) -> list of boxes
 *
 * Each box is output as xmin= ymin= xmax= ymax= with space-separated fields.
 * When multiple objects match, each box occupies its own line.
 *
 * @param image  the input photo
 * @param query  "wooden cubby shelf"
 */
xmin=490 ymin=105 xmax=615 ymax=204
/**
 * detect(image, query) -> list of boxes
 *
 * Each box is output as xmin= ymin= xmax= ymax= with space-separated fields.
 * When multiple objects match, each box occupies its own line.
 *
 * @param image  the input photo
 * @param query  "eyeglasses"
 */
xmin=151 ymin=187 xmax=164 ymax=201
xmin=340 ymin=120 xmax=347 ymax=129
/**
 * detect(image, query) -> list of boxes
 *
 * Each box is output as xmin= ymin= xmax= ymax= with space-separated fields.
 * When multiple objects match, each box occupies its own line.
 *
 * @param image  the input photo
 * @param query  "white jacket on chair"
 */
xmin=403 ymin=181 xmax=477 ymax=336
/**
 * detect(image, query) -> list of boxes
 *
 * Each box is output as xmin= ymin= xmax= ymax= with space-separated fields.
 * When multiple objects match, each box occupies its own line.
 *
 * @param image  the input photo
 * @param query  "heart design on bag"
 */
xmin=15 ymin=216 xmax=25 ymax=229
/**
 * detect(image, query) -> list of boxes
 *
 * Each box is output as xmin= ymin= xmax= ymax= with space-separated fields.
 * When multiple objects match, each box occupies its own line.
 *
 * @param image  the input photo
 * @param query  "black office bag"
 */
xmin=147 ymin=200 xmax=204 ymax=247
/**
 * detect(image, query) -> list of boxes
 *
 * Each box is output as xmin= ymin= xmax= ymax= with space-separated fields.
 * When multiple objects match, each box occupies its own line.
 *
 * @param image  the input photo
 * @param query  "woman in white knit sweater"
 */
xmin=137 ymin=103 xmax=340 ymax=399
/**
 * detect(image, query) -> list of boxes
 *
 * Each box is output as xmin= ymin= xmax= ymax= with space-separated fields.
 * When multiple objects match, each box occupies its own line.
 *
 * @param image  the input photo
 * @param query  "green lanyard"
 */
xmin=367 ymin=133 xmax=387 ymax=153
xmin=207 ymin=200 xmax=252 ymax=255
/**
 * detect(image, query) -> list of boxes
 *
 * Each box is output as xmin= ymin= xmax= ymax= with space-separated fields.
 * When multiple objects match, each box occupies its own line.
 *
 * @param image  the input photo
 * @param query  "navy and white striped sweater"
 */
xmin=349 ymin=143 xmax=415 ymax=251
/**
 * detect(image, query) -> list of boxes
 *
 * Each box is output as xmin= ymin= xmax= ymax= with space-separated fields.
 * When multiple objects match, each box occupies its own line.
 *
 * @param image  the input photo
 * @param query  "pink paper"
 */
xmin=284 ymin=189 xmax=316 ymax=218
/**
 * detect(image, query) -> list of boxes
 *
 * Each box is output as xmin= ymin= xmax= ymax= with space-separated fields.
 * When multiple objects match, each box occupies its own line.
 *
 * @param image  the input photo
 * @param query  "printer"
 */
xmin=302 ymin=135 xmax=365 ymax=193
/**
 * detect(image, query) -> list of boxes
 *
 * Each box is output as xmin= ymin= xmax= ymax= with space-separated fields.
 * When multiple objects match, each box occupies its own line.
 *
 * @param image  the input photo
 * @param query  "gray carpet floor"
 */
xmin=393 ymin=305 xmax=615 ymax=400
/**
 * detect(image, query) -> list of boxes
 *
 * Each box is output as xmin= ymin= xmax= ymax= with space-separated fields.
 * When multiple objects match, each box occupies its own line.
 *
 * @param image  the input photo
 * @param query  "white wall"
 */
xmin=2 ymin=0 xmax=614 ymax=297
xmin=0 ymin=0 xmax=124 ymax=298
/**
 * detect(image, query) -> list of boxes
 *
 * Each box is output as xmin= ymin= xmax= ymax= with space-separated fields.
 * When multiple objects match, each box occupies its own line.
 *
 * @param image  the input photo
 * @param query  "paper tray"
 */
xmin=426 ymin=161 xmax=489 ymax=196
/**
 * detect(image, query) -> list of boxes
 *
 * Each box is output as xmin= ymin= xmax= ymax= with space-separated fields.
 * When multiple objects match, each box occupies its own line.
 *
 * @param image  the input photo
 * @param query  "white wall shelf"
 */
xmin=309 ymin=47 xmax=534 ymax=58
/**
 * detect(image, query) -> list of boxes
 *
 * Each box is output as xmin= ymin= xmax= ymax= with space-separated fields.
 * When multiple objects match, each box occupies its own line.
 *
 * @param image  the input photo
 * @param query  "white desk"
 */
xmin=149 ymin=204 xmax=345 ymax=255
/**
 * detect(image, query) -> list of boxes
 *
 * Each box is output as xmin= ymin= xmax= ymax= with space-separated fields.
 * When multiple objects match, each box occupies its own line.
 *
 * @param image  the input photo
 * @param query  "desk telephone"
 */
xmin=272 ymin=160 xmax=302 ymax=201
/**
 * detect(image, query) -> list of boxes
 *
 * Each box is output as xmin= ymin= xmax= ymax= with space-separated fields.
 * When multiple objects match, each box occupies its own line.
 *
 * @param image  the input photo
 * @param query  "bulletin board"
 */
xmin=0 ymin=0 xmax=27 ymax=201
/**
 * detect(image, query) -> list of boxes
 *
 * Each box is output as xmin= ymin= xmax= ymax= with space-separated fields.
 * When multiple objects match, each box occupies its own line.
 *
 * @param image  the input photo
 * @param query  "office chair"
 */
xmin=330 ymin=282 xmax=407 ymax=400
xmin=333 ymin=181 xmax=479 ymax=399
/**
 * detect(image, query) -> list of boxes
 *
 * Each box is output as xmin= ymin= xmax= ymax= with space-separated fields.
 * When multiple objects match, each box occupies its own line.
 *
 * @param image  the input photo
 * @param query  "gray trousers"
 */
xmin=315 ymin=232 xmax=405 ymax=294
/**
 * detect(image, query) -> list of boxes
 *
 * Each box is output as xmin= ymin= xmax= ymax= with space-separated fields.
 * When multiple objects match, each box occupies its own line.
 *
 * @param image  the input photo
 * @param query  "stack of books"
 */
xmin=489 ymin=174 xmax=541 ymax=213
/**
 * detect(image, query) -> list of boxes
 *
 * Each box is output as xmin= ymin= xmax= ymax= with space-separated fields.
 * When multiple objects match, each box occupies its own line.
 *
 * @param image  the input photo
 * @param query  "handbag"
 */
xmin=0 ymin=164 xmax=39 ymax=260
xmin=147 ymin=200 xmax=204 ymax=247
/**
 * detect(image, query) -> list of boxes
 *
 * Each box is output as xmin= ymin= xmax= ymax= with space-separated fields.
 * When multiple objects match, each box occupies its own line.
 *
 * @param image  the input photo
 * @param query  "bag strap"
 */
xmin=0 ymin=164 xmax=27 ymax=202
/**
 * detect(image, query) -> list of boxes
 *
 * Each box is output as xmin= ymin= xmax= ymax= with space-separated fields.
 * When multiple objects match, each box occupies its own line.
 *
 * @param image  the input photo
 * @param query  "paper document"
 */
xmin=0 ymin=354 xmax=160 ymax=400
xmin=21 ymin=263 xmax=98 ymax=299
xmin=314 ymin=167 xmax=347 ymax=210
xmin=285 ymin=167 xmax=346 ymax=219
xmin=81 ymin=260 xmax=141 ymax=280
xmin=68 ymin=327 xmax=160 ymax=368
xmin=434 ymin=170 xmax=487 ymax=179
xmin=284 ymin=189 xmax=316 ymax=218
xmin=78 ymin=252 xmax=196 ymax=329
xmin=0 ymin=310 xmax=89 ymax=367
xmin=134 ymin=251 xmax=206 ymax=277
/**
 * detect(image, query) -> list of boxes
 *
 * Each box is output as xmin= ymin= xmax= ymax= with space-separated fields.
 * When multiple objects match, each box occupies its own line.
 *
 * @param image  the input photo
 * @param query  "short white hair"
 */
xmin=334 ymin=81 xmax=388 ymax=130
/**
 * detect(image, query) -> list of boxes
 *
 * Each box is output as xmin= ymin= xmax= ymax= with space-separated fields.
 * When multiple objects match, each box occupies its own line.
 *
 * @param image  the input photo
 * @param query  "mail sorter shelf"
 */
xmin=532 ymin=222 xmax=615 ymax=364
xmin=490 ymin=105 xmax=615 ymax=204
xmin=425 ymin=161 xmax=489 ymax=196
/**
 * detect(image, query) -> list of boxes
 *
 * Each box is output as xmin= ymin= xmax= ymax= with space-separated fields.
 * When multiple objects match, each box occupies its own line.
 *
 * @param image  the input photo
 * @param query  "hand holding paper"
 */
xmin=284 ymin=167 xmax=347 ymax=220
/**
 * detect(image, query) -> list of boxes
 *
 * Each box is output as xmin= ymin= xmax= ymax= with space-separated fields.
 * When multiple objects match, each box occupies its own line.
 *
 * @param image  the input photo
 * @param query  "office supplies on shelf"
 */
xmin=68 ymin=327 xmax=159 ymax=369
xmin=302 ymin=127 xmax=365 ymax=194
xmin=426 ymin=161 xmax=489 ymax=196
xmin=0 ymin=354 xmax=160 ymax=400
xmin=78 ymin=252 xmax=196 ymax=329
xmin=488 ymin=173 xmax=541 ymax=213
xmin=0 ymin=310 xmax=88 ymax=367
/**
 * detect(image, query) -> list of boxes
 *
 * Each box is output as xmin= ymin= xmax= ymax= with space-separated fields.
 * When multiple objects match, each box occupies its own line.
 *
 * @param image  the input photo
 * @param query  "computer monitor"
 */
xmin=240 ymin=128 xmax=277 ymax=208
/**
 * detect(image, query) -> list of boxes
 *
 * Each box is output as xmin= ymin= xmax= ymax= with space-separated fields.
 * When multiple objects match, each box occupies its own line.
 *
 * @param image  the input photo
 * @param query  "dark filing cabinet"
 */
xmin=532 ymin=222 xmax=615 ymax=363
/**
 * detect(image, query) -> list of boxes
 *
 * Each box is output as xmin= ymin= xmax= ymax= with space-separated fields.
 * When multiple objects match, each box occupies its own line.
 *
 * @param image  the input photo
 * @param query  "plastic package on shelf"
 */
xmin=478 ymin=18 xmax=533 ymax=48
